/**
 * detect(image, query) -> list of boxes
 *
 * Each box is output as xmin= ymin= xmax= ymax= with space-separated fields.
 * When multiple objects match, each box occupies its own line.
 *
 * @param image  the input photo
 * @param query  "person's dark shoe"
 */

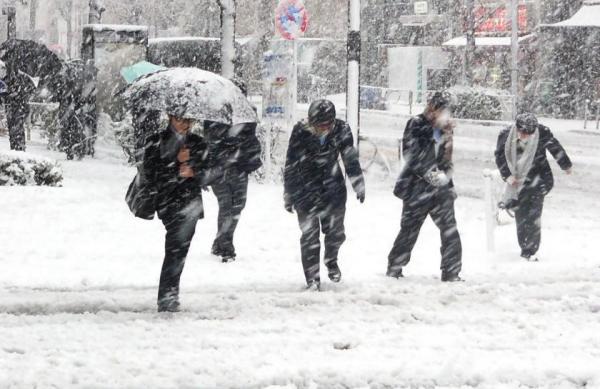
xmin=521 ymin=254 xmax=539 ymax=262
xmin=386 ymin=268 xmax=404 ymax=279
xmin=221 ymin=255 xmax=236 ymax=263
xmin=327 ymin=263 xmax=342 ymax=283
xmin=157 ymin=296 xmax=180 ymax=313
xmin=211 ymin=242 xmax=224 ymax=256
xmin=441 ymin=272 xmax=464 ymax=282
xmin=305 ymin=279 xmax=321 ymax=291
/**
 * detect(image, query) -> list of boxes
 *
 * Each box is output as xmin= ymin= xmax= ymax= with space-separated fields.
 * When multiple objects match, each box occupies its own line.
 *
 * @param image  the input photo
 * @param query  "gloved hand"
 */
xmin=424 ymin=169 xmax=450 ymax=187
xmin=284 ymin=194 xmax=294 ymax=213
xmin=357 ymin=191 xmax=365 ymax=203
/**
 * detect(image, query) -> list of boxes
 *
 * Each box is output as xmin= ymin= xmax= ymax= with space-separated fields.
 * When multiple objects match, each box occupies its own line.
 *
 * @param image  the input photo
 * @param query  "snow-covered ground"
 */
xmin=1 ymin=118 xmax=599 ymax=388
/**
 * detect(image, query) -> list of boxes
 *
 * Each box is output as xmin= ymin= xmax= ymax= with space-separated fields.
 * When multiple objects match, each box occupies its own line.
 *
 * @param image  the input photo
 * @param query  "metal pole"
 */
xmin=483 ymin=169 xmax=496 ymax=253
xmin=464 ymin=0 xmax=475 ymax=85
xmin=218 ymin=0 xmax=236 ymax=79
xmin=347 ymin=0 xmax=361 ymax=152
xmin=291 ymin=38 xmax=298 ymax=126
xmin=3 ymin=6 xmax=17 ymax=39
xmin=510 ymin=0 xmax=519 ymax=118
xmin=29 ymin=0 xmax=37 ymax=31
xmin=88 ymin=0 xmax=105 ymax=24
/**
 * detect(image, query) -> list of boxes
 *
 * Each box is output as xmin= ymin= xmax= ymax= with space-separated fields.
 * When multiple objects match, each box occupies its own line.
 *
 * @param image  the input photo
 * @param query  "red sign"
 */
xmin=475 ymin=5 xmax=528 ymax=33
xmin=275 ymin=0 xmax=309 ymax=40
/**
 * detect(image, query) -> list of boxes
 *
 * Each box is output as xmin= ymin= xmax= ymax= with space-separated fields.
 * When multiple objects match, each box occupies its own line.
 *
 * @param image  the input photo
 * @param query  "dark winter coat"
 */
xmin=204 ymin=121 xmax=262 ymax=177
xmin=284 ymin=119 xmax=365 ymax=212
xmin=495 ymin=124 xmax=572 ymax=196
xmin=57 ymin=62 xmax=86 ymax=158
xmin=2 ymin=70 xmax=35 ymax=106
xmin=142 ymin=127 xmax=209 ymax=220
xmin=394 ymin=114 xmax=455 ymax=202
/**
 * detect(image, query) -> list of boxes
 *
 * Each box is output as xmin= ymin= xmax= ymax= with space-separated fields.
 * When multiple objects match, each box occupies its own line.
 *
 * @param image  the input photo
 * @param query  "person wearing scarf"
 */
xmin=388 ymin=92 xmax=463 ymax=282
xmin=495 ymin=113 xmax=573 ymax=262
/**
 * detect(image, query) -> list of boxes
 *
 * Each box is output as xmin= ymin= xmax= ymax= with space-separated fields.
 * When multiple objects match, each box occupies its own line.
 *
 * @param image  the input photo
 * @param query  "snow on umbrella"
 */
xmin=0 ymin=39 xmax=63 ymax=85
xmin=120 ymin=61 xmax=166 ymax=84
xmin=124 ymin=67 xmax=257 ymax=125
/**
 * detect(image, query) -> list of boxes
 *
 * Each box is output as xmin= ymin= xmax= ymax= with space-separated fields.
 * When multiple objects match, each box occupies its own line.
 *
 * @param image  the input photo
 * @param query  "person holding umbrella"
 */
xmin=495 ymin=113 xmax=573 ymax=262
xmin=284 ymin=99 xmax=365 ymax=290
xmin=126 ymin=68 xmax=257 ymax=311
xmin=142 ymin=101 xmax=208 ymax=312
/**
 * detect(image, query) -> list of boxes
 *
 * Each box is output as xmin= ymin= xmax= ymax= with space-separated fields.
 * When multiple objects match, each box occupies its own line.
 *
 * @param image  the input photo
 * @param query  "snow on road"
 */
xmin=1 ymin=123 xmax=599 ymax=388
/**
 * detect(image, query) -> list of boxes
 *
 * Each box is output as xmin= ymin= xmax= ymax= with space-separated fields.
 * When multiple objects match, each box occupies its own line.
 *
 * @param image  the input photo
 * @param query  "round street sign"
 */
xmin=275 ymin=0 xmax=309 ymax=41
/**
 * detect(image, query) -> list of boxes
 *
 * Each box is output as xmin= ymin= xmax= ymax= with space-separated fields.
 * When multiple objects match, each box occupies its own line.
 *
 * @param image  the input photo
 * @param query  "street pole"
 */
xmin=2 ymin=5 xmax=17 ymax=39
xmin=218 ymin=0 xmax=236 ymax=79
xmin=347 ymin=0 xmax=361 ymax=153
xmin=88 ymin=0 xmax=105 ymax=24
xmin=510 ymin=0 xmax=519 ymax=118
xmin=463 ymin=0 xmax=475 ymax=85
xmin=291 ymin=38 xmax=298 ymax=126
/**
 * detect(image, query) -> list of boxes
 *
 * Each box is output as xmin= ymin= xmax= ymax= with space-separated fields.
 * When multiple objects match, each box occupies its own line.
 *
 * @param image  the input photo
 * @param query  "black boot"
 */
xmin=305 ymin=279 xmax=321 ymax=291
xmin=327 ymin=262 xmax=342 ymax=283
xmin=386 ymin=267 xmax=404 ymax=279
xmin=441 ymin=272 xmax=464 ymax=282
xmin=157 ymin=288 xmax=180 ymax=312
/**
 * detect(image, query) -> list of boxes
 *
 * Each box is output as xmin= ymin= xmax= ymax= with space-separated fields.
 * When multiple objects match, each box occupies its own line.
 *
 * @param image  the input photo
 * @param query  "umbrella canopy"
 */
xmin=121 ymin=61 xmax=166 ymax=84
xmin=0 ymin=39 xmax=63 ymax=83
xmin=124 ymin=67 xmax=257 ymax=125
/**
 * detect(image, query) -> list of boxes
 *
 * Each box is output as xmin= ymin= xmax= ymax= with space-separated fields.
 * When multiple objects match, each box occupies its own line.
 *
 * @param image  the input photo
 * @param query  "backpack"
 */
xmin=125 ymin=167 xmax=156 ymax=220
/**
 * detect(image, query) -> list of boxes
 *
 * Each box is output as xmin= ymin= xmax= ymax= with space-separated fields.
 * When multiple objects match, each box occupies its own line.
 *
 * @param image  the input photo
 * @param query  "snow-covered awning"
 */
xmin=542 ymin=0 xmax=600 ymax=28
xmin=83 ymin=24 xmax=148 ymax=33
xmin=442 ymin=34 xmax=535 ymax=47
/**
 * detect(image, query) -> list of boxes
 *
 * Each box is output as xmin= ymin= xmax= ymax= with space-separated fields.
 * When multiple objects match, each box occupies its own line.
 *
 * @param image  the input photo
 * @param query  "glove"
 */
xmin=424 ymin=169 xmax=450 ymax=187
xmin=284 ymin=194 xmax=294 ymax=213
xmin=357 ymin=191 xmax=365 ymax=204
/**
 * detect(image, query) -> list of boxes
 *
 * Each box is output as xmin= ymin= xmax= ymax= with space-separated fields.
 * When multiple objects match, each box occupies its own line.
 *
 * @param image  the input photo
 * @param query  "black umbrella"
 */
xmin=124 ymin=68 xmax=257 ymax=125
xmin=0 ymin=39 xmax=63 ymax=85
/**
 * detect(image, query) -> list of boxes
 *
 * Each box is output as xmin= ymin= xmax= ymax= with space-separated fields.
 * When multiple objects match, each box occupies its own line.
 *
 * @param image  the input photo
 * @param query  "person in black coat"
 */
xmin=204 ymin=119 xmax=262 ymax=262
xmin=494 ymin=113 xmax=573 ymax=261
xmin=284 ymin=100 xmax=365 ymax=290
xmin=142 ymin=106 xmax=212 ymax=312
xmin=56 ymin=60 xmax=86 ymax=160
xmin=3 ymin=69 xmax=35 ymax=151
xmin=388 ymin=92 xmax=463 ymax=282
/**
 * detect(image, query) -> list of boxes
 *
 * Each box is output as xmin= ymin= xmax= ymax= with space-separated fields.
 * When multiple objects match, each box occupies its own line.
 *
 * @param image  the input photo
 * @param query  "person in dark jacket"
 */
xmin=56 ymin=60 xmax=86 ymax=160
xmin=495 ymin=113 xmax=572 ymax=262
xmin=142 ymin=106 xmax=210 ymax=312
xmin=204 ymin=119 xmax=262 ymax=262
xmin=284 ymin=100 xmax=365 ymax=290
xmin=132 ymin=107 xmax=162 ymax=163
xmin=4 ymin=69 xmax=35 ymax=151
xmin=388 ymin=92 xmax=463 ymax=282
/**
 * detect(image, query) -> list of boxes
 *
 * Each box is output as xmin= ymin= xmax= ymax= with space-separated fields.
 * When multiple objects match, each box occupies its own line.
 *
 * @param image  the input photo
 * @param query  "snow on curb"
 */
xmin=0 ymin=150 xmax=63 ymax=187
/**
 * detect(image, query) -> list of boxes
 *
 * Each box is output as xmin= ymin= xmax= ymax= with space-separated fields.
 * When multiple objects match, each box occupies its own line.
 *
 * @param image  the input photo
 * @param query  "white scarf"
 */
xmin=502 ymin=125 xmax=539 ymax=204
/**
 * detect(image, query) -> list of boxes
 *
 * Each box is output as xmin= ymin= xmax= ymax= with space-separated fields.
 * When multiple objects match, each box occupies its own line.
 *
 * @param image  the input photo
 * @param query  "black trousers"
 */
xmin=515 ymin=192 xmax=545 ymax=257
xmin=7 ymin=103 xmax=29 ymax=151
xmin=157 ymin=199 xmax=203 ymax=304
xmin=388 ymin=191 xmax=462 ymax=275
xmin=211 ymin=170 xmax=249 ymax=256
xmin=296 ymin=205 xmax=346 ymax=283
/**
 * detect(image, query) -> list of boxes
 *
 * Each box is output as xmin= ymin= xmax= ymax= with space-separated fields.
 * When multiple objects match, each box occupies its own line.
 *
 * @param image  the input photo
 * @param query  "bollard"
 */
xmin=483 ymin=169 xmax=498 ymax=253
xmin=584 ymin=99 xmax=590 ymax=129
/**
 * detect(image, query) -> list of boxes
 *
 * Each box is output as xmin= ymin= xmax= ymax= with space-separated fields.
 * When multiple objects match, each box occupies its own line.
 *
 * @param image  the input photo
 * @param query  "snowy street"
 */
xmin=1 ymin=118 xmax=599 ymax=388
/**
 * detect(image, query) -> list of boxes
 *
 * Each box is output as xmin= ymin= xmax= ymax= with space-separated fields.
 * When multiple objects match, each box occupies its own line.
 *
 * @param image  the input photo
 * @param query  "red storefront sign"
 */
xmin=475 ymin=5 xmax=528 ymax=33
